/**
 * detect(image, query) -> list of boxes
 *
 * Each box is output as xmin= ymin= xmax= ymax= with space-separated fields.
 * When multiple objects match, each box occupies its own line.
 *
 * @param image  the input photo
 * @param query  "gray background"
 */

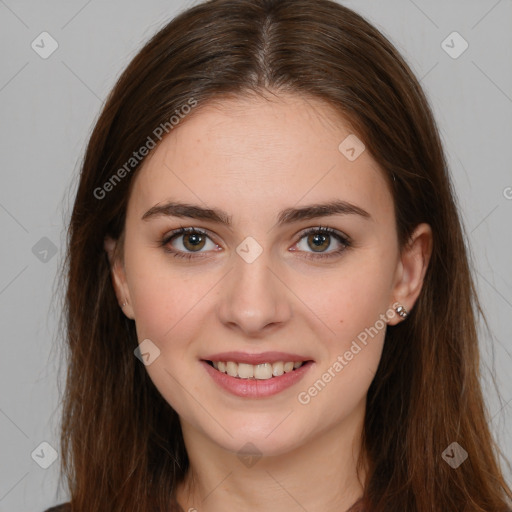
xmin=0 ymin=0 xmax=511 ymax=510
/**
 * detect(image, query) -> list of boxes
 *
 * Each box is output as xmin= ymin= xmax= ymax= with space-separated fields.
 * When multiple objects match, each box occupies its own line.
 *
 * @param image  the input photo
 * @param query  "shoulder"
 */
xmin=44 ymin=504 xmax=71 ymax=512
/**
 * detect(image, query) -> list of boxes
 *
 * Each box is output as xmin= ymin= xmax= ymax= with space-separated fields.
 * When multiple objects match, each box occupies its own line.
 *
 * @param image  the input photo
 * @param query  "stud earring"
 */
xmin=395 ymin=303 xmax=408 ymax=319
xmin=121 ymin=300 xmax=127 ymax=308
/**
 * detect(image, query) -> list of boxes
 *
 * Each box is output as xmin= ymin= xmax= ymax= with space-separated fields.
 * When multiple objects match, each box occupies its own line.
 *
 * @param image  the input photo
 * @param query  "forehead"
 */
xmin=127 ymin=92 xmax=393 ymax=223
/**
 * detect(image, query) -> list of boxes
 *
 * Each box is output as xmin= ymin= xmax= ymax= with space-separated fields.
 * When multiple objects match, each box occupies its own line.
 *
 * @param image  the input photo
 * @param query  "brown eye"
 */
xmin=161 ymin=227 xmax=218 ymax=259
xmin=182 ymin=231 xmax=207 ymax=252
xmin=293 ymin=227 xmax=350 ymax=260
xmin=307 ymin=232 xmax=331 ymax=252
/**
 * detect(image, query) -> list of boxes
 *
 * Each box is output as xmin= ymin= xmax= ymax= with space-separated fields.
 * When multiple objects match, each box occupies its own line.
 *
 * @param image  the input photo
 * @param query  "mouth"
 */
xmin=204 ymin=359 xmax=311 ymax=380
xmin=200 ymin=351 xmax=315 ymax=397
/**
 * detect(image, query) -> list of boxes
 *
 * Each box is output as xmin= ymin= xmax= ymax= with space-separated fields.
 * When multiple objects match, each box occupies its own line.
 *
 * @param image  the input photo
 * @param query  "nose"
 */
xmin=216 ymin=250 xmax=292 ymax=337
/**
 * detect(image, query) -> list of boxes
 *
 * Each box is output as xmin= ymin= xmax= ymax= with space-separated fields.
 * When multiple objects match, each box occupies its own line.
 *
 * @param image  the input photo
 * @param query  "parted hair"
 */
xmin=56 ymin=0 xmax=512 ymax=511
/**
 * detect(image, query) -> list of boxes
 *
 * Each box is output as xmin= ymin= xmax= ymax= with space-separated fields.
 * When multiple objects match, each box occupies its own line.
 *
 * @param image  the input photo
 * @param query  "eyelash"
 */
xmin=159 ymin=226 xmax=351 ymax=261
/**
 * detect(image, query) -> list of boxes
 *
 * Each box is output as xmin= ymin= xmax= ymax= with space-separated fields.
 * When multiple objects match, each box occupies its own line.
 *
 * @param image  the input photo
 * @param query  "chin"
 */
xmin=206 ymin=419 xmax=309 ymax=459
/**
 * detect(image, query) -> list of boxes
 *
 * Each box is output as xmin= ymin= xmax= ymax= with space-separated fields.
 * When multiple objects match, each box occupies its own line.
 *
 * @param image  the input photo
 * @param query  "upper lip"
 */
xmin=202 ymin=351 xmax=313 ymax=365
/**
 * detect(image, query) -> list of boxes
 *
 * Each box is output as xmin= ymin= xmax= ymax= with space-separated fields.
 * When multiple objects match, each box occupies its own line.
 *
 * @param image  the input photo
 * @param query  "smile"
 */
xmin=201 ymin=358 xmax=314 ymax=398
xmin=207 ymin=360 xmax=305 ymax=380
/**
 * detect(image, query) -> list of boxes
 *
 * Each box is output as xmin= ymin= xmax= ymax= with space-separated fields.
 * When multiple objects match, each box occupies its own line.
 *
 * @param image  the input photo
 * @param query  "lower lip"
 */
xmin=201 ymin=360 xmax=314 ymax=398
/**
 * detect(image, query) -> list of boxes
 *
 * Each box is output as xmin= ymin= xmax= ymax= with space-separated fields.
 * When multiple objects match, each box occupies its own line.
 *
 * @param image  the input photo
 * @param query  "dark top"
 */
xmin=44 ymin=502 xmax=186 ymax=512
xmin=43 ymin=501 xmax=512 ymax=511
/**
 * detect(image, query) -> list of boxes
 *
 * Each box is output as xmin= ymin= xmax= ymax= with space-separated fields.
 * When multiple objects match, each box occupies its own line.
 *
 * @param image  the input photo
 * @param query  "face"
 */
xmin=107 ymin=92 xmax=430 ymax=458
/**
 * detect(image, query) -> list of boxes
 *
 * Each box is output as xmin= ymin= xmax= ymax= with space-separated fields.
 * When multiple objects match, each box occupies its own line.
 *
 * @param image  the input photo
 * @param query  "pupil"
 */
xmin=183 ymin=232 xmax=206 ymax=251
xmin=188 ymin=234 xmax=202 ymax=245
xmin=310 ymin=233 xmax=329 ymax=252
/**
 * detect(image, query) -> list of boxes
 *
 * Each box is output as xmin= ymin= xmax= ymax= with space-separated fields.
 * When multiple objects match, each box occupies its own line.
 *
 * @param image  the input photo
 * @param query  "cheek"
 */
xmin=125 ymin=245 xmax=208 ymax=341
xmin=291 ymin=257 xmax=392 ymax=412
xmin=124 ymin=252 xmax=208 ymax=417
xmin=296 ymin=319 xmax=385 ymax=428
xmin=293 ymin=254 xmax=394 ymax=343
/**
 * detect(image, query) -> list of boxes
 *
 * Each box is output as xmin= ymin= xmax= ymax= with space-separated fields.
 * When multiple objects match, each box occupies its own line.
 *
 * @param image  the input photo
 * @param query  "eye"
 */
xmin=160 ymin=226 xmax=351 ymax=261
xmin=291 ymin=226 xmax=351 ymax=260
xmin=160 ymin=227 xmax=219 ymax=260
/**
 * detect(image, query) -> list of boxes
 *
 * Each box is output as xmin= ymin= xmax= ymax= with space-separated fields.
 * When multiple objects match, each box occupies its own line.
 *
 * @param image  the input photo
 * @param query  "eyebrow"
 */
xmin=142 ymin=199 xmax=371 ymax=226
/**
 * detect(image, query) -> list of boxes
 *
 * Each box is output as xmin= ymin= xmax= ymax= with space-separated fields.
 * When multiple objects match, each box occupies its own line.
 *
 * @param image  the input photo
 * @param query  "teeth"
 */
xmin=254 ymin=363 xmax=272 ymax=380
xmin=272 ymin=361 xmax=284 ymax=376
xmin=211 ymin=360 xmax=305 ymax=380
xmin=283 ymin=362 xmax=294 ymax=373
xmin=226 ymin=361 xmax=238 ymax=377
xmin=238 ymin=363 xmax=254 ymax=378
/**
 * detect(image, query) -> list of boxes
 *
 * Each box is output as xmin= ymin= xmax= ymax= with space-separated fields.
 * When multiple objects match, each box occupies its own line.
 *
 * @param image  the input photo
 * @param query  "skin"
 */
xmin=105 ymin=91 xmax=432 ymax=512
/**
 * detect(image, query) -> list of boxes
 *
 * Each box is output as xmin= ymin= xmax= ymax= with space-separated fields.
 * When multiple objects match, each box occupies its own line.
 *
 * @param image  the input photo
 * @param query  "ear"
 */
xmin=387 ymin=223 xmax=433 ymax=326
xmin=104 ymin=235 xmax=135 ymax=320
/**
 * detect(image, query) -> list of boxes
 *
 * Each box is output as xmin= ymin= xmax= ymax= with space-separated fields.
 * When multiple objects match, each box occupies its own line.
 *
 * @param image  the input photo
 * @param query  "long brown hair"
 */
xmin=58 ymin=0 xmax=512 ymax=510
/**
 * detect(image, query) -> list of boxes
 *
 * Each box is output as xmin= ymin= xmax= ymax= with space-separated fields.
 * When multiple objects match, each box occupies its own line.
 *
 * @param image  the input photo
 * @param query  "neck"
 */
xmin=176 ymin=399 xmax=367 ymax=512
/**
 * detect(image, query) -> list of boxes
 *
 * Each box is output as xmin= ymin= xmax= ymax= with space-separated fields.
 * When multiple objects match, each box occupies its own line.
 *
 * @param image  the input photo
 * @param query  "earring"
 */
xmin=395 ymin=303 xmax=408 ymax=319
xmin=121 ymin=300 xmax=127 ymax=308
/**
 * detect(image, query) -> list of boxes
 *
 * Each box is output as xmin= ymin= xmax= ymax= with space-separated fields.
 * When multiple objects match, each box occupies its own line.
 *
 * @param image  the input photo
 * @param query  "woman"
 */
xmin=47 ymin=0 xmax=512 ymax=510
